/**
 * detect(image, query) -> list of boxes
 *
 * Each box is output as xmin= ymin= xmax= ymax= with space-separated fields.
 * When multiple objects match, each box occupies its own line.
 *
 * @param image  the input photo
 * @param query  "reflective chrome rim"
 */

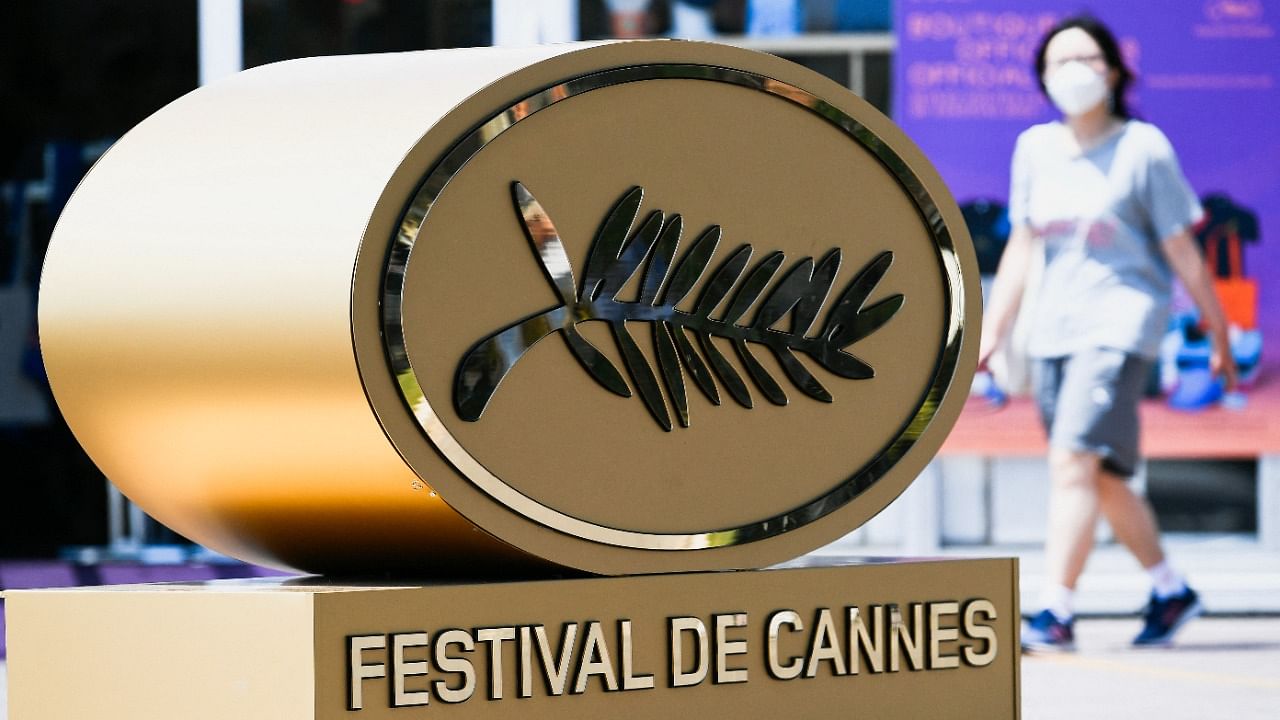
xmin=382 ymin=63 xmax=965 ymax=550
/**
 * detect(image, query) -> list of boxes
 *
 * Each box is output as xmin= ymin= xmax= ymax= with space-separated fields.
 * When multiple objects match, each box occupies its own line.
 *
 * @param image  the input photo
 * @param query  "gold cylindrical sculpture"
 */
xmin=40 ymin=41 xmax=979 ymax=575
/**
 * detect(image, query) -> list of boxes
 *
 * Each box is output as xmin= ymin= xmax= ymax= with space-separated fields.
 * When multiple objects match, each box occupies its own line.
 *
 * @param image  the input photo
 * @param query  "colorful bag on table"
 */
xmin=1204 ymin=225 xmax=1257 ymax=330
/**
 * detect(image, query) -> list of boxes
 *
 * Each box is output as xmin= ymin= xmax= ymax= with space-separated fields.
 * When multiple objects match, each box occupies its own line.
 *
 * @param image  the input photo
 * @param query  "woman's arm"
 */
xmin=978 ymin=223 xmax=1035 ymax=369
xmin=1162 ymin=229 xmax=1239 ymax=391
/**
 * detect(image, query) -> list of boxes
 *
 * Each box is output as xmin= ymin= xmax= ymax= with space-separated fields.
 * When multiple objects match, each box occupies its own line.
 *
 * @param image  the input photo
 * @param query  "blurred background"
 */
xmin=1 ymin=0 xmax=1278 ymax=650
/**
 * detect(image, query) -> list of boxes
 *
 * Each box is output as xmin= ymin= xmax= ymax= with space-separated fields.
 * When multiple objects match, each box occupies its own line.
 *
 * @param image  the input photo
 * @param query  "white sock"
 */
xmin=1147 ymin=560 xmax=1187 ymax=599
xmin=1039 ymin=584 xmax=1075 ymax=622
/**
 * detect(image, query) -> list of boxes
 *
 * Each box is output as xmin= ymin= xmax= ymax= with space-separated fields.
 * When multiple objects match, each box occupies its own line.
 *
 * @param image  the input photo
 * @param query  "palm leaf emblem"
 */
xmin=454 ymin=182 xmax=904 ymax=431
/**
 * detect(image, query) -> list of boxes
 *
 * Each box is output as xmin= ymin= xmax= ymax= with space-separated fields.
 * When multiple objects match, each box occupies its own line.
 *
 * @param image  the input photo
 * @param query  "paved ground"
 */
xmin=3 ymin=618 xmax=1277 ymax=718
xmin=1021 ymin=618 xmax=1280 ymax=720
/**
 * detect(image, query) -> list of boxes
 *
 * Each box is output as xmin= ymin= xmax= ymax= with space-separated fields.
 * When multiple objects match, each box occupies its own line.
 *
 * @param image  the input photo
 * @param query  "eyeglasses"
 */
xmin=1047 ymin=54 xmax=1107 ymax=70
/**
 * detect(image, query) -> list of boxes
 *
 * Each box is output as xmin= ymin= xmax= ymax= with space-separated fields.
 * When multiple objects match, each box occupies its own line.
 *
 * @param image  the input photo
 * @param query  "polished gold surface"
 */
xmin=360 ymin=43 xmax=980 ymax=572
xmin=39 ymin=45 xmax=592 ymax=575
xmin=41 ymin=40 xmax=980 ymax=575
xmin=385 ymin=67 xmax=957 ymax=550
xmin=6 ymin=557 xmax=1020 ymax=720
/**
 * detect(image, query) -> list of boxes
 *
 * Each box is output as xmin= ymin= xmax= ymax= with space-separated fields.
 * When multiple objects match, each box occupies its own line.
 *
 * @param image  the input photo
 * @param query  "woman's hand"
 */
xmin=1161 ymin=229 xmax=1239 ymax=392
xmin=977 ymin=325 xmax=1002 ymax=372
xmin=1209 ymin=329 xmax=1240 ymax=393
xmin=980 ymin=224 xmax=1035 ymax=373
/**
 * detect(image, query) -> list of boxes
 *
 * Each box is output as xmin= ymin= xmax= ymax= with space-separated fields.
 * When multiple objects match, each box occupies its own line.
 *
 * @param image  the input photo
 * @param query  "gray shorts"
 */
xmin=1033 ymin=348 xmax=1150 ymax=477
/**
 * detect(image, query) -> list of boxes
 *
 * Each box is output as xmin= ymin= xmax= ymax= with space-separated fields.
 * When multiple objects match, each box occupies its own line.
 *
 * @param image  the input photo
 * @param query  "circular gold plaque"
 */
xmin=42 ymin=41 xmax=978 ymax=575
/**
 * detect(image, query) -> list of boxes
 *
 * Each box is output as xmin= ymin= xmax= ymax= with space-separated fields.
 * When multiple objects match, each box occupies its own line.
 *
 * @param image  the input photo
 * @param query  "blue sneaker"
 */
xmin=1133 ymin=587 xmax=1203 ymax=646
xmin=1022 ymin=609 xmax=1075 ymax=652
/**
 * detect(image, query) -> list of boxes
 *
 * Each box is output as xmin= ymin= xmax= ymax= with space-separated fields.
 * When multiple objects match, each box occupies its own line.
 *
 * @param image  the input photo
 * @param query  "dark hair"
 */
xmin=1034 ymin=15 xmax=1134 ymax=119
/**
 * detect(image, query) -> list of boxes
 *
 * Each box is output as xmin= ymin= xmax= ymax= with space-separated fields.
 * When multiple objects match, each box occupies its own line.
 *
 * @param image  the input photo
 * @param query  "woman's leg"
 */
xmin=1099 ymin=470 xmax=1201 ymax=644
xmin=1097 ymin=470 xmax=1165 ymax=569
xmin=1042 ymin=348 xmax=1150 ymax=590
xmin=1044 ymin=448 xmax=1104 ymax=590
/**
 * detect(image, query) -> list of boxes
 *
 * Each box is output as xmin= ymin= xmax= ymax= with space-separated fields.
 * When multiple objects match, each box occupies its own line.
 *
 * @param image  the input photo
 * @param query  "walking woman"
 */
xmin=979 ymin=16 xmax=1238 ymax=650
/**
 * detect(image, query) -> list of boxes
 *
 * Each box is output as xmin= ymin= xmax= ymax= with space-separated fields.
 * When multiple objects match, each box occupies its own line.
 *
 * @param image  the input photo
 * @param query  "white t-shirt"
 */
xmin=1009 ymin=119 xmax=1203 ymax=359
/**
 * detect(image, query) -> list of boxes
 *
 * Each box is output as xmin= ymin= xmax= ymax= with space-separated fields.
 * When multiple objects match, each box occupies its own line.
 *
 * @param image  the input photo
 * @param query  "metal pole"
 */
xmin=107 ymin=480 xmax=125 ymax=550
xmin=198 ymin=0 xmax=244 ymax=86
xmin=492 ymin=0 xmax=577 ymax=46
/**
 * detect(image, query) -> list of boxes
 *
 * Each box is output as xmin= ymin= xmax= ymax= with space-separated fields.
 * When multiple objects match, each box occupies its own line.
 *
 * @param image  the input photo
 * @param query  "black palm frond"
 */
xmin=455 ymin=183 xmax=905 ymax=430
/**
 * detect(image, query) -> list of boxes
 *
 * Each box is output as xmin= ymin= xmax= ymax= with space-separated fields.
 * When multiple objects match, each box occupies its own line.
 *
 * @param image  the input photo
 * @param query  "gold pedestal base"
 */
xmin=5 ymin=558 xmax=1018 ymax=719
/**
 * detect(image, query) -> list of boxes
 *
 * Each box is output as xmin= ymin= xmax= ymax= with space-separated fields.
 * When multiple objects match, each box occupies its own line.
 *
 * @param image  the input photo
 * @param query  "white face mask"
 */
xmin=1045 ymin=61 xmax=1109 ymax=116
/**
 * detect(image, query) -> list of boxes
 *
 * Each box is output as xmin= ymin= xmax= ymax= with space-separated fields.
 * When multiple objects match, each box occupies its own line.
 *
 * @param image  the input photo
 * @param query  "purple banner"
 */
xmin=895 ymin=0 xmax=1280 ymax=337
